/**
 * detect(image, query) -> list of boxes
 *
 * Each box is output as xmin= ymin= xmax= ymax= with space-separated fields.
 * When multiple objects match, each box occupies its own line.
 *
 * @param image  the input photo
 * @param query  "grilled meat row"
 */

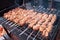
xmin=3 ymin=7 xmax=56 ymax=37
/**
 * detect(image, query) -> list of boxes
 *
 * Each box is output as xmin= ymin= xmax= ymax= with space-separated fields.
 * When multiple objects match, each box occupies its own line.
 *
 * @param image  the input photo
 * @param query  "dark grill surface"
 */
xmin=0 ymin=5 xmax=60 ymax=40
xmin=0 ymin=2 xmax=60 ymax=40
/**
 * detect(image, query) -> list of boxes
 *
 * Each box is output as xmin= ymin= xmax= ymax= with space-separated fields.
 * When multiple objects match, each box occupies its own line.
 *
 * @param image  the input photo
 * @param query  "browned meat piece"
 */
xmin=33 ymin=24 xmax=40 ymax=30
xmin=42 ymin=16 xmax=52 ymax=25
xmin=46 ymin=14 xmax=53 ymax=22
xmin=37 ymin=19 xmax=45 ymax=25
xmin=16 ymin=10 xmax=29 ymax=21
xmin=13 ymin=18 xmax=20 ymax=23
xmin=8 ymin=12 xmax=16 ymax=21
xmin=43 ymin=26 xmax=53 ymax=37
xmin=39 ymin=24 xmax=46 ymax=32
xmin=4 ymin=13 xmax=10 ymax=19
xmin=13 ymin=8 xmax=23 ymax=15
xmin=42 ymin=30 xmax=46 ymax=36
xmin=46 ymin=24 xmax=53 ymax=32
xmin=0 ymin=25 xmax=6 ymax=37
xmin=45 ymin=31 xmax=49 ymax=37
xmin=4 ymin=10 xmax=12 ymax=19
xmin=0 ymin=27 xmax=3 ymax=34
xmin=39 ymin=26 xmax=44 ymax=32
xmin=21 ymin=10 xmax=29 ymax=16
xmin=42 ymin=24 xmax=47 ymax=29
xmin=28 ymin=19 xmax=38 ymax=28
xmin=51 ymin=14 xmax=56 ymax=24
xmin=42 ymin=22 xmax=53 ymax=37
xmin=47 ymin=22 xmax=52 ymax=26
xmin=42 ymin=20 xmax=48 ymax=25
xmin=18 ymin=16 xmax=30 ymax=26
xmin=42 ymin=13 xmax=48 ymax=20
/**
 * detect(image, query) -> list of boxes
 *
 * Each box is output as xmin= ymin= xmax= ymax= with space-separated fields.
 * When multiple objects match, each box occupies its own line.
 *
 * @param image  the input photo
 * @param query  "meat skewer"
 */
xmin=12 ymin=9 xmax=28 ymax=23
xmin=39 ymin=24 xmax=47 ymax=32
xmin=42 ymin=30 xmax=46 ymax=36
xmin=16 ymin=10 xmax=29 ymax=21
xmin=39 ymin=14 xmax=54 ymax=36
xmin=45 ymin=25 xmax=53 ymax=37
xmin=28 ymin=13 xmax=42 ymax=28
xmin=39 ymin=15 xmax=52 ymax=31
xmin=33 ymin=24 xmax=40 ymax=30
xmin=32 ymin=13 xmax=43 ymax=30
xmin=42 ymin=22 xmax=53 ymax=37
xmin=37 ymin=13 xmax=48 ymax=25
xmin=42 ymin=13 xmax=49 ymax=20
xmin=28 ymin=19 xmax=38 ymax=28
xmin=26 ymin=12 xmax=38 ymax=23
xmin=15 ymin=8 xmax=24 ymax=15
xmin=46 ymin=14 xmax=53 ymax=22
xmin=41 ymin=14 xmax=53 ymax=27
xmin=42 ymin=20 xmax=49 ymax=25
xmin=42 ymin=14 xmax=56 ymax=37
xmin=8 ymin=11 xmax=16 ymax=21
xmin=51 ymin=14 xmax=56 ymax=24
xmin=19 ymin=10 xmax=36 ymax=26
xmin=3 ymin=10 xmax=12 ymax=19
xmin=33 ymin=18 xmax=46 ymax=31
xmin=46 ymin=23 xmax=53 ymax=32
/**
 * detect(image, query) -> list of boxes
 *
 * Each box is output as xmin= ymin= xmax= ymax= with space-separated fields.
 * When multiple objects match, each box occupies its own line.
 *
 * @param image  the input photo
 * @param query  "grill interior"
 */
xmin=0 ymin=1 xmax=60 ymax=40
xmin=0 ymin=16 xmax=59 ymax=40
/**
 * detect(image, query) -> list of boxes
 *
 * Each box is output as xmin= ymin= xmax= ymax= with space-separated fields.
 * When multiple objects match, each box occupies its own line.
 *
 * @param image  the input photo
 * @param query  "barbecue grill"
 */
xmin=0 ymin=0 xmax=60 ymax=40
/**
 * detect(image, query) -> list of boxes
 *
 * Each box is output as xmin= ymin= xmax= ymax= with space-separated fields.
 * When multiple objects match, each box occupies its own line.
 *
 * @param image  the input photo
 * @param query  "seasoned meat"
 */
xmin=0 ymin=25 xmax=6 ymax=37
xmin=42 ymin=13 xmax=48 ymax=20
xmin=45 ymin=31 xmax=49 ymax=37
xmin=3 ymin=7 xmax=57 ymax=37
xmin=46 ymin=14 xmax=53 ymax=22
xmin=46 ymin=24 xmax=53 ymax=32
xmin=51 ymin=14 xmax=56 ymax=24
xmin=33 ymin=24 xmax=40 ymax=30
xmin=39 ymin=26 xmax=44 ymax=32
xmin=26 ymin=12 xmax=37 ymax=23
xmin=28 ymin=13 xmax=42 ymax=28
xmin=42 ymin=30 xmax=46 ymax=36
xmin=19 ymin=10 xmax=35 ymax=26
xmin=37 ymin=19 xmax=45 ymax=25
xmin=13 ymin=18 xmax=19 ymax=23
xmin=42 ymin=20 xmax=48 ymax=25
xmin=28 ymin=19 xmax=38 ymax=28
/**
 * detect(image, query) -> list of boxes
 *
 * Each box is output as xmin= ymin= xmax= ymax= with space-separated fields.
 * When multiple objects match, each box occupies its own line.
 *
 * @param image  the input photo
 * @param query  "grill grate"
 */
xmin=0 ymin=5 xmax=60 ymax=40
